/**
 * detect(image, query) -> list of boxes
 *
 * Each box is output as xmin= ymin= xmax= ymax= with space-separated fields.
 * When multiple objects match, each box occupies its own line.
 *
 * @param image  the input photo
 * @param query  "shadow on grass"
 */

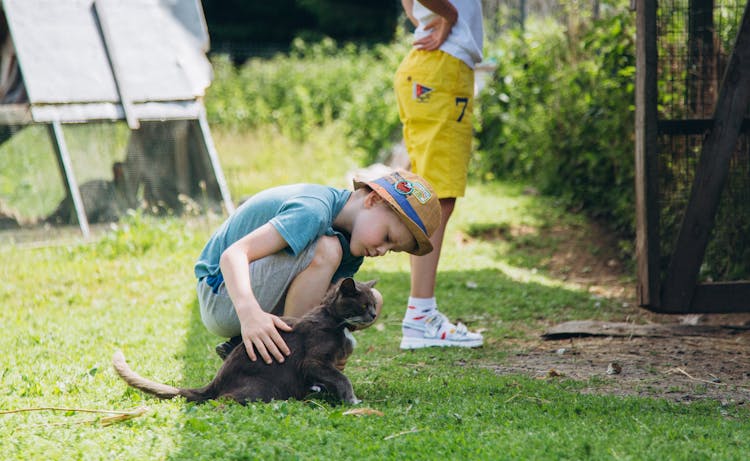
xmin=179 ymin=297 xmax=224 ymax=386
xmin=163 ymin=266 xmax=617 ymax=459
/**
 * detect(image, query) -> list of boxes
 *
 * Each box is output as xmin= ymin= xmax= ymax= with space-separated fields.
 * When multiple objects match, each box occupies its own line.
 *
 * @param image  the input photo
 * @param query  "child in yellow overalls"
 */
xmin=395 ymin=0 xmax=484 ymax=349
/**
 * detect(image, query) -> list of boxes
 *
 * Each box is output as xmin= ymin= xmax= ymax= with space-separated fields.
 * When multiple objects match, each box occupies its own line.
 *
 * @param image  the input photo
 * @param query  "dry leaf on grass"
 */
xmin=99 ymin=406 xmax=149 ymax=426
xmin=342 ymin=408 xmax=384 ymax=417
xmin=545 ymin=368 xmax=565 ymax=378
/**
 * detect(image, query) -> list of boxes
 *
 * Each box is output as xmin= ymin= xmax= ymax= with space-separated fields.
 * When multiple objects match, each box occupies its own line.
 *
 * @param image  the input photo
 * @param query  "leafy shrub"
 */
xmin=205 ymin=37 xmax=407 ymax=164
xmin=475 ymin=5 xmax=636 ymax=239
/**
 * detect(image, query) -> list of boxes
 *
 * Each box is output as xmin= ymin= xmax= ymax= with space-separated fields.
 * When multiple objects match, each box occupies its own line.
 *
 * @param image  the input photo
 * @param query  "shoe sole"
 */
xmin=400 ymin=337 xmax=484 ymax=350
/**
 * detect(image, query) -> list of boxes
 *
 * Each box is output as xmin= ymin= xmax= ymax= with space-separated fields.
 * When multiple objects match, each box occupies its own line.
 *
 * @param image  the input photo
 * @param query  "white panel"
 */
xmin=2 ymin=0 xmax=211 ymax=106
xmin=30 ymin=100 xmax=202 ymax=123
xmin=3 ymin=0 xmax=119 ymax=104
xmin=94 ymin=0 xmax=211 ymax=102
xmin=162 ymin=0 xmax=209 ymax=51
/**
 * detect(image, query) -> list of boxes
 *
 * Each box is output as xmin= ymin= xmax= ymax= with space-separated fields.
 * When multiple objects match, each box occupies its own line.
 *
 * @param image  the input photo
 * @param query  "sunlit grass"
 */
xmin=2 ymin=126 xmax=749 ymax=460
xmin=214 ymin=123 xmax=360 ymax=200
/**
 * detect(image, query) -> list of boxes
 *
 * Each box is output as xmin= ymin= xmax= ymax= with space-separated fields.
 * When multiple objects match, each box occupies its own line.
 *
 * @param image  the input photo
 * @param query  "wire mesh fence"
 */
xmin=656 ymin=0 xmax=750 ymax=281
xmin=0 ymin=119 xmax=221 ymax=236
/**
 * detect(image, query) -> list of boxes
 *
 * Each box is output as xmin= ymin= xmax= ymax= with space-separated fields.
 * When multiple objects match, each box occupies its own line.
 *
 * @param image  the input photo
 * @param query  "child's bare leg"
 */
xmin=283 ymin=235 xmax=342 ymax=317
xmin=402 ymin=197 xmax=483 ymax=349
xmin=410 ymin=198 xmax=455 ymax=297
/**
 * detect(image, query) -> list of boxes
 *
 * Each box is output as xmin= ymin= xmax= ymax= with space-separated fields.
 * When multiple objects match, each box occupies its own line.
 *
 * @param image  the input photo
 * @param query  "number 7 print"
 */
xmin=455 ymin=97 xmax=468 ymax=122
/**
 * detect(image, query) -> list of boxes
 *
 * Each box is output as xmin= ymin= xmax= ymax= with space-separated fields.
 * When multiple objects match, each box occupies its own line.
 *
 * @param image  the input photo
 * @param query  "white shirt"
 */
xmin=412 ymin=0 xmax=484 ymax=69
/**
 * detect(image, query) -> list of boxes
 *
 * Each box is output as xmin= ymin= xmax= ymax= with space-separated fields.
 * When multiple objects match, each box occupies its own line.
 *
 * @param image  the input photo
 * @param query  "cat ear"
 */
xmin=339 ymin=277 xmax=357 ymax=295
xmin=364 ymin=279 xmax=377 ymax=288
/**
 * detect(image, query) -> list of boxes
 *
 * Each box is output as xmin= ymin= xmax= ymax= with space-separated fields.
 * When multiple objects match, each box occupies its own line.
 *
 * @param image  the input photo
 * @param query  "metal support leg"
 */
xmin=197 ymin=106 xmax=234 ymax=214
xmin=48 ymin=121 xmax=90 ymax=238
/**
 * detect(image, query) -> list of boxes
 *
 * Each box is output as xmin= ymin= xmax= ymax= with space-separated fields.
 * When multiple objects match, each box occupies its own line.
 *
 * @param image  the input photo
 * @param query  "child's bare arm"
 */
xmin=401 ymin=0 xmax=418 ymax=27
xmin=412 ymin=0 xmax=457 ymax=51
xmin=219 ymin=223 xmax=293 ymax=364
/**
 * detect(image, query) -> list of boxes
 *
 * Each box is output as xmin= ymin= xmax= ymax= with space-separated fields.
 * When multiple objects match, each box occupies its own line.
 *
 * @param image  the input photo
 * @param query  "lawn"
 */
xmin=1 ymin=126 xmax=748 ymax=460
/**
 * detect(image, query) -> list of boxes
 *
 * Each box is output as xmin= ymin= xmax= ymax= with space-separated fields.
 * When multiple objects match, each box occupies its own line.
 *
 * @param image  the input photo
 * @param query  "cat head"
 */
xmin=327 ymin=277 xmax=378 ymax=330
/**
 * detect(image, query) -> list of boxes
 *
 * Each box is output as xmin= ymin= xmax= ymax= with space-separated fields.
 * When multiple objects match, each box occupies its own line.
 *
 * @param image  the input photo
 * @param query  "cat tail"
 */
xmin=112 ymin=350 xmax=184 ymax=400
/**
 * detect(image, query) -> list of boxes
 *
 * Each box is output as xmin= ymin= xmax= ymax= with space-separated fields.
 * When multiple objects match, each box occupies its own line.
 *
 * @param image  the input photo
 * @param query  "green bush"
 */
xmin=205 ymin=37 xmax=407 ymax=164
xmin=475 ymin=5 xmax=636 ymax=239
xmin=476 ymin=2 xmax=748 ymax=279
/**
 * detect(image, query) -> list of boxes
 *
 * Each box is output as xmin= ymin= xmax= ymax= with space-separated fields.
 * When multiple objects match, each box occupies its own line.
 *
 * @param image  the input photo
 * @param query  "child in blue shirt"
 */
xmin=195 ymin=170 xmax=441 ymax=364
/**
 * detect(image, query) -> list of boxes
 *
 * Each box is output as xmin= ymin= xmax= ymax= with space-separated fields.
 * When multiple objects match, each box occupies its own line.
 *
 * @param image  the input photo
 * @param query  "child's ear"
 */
xmin=364 ymin=191 xmax=384 ymax=208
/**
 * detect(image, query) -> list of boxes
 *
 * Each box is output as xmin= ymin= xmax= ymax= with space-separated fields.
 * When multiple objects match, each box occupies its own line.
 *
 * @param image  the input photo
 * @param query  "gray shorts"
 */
xmin=196 ymin=242 xmax=317 ymax=338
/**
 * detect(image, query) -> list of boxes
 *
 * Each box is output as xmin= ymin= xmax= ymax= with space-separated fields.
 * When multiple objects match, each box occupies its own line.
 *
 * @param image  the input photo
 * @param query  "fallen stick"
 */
xmin=667 ymin=367 xmax=724 ymax=386
xmin=0 ymin=405 xmax=149 ymax=426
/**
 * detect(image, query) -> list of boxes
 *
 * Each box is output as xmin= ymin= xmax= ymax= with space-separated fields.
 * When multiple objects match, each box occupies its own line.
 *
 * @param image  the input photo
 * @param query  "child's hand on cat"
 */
xmin=239 ymin=310 xmax=292 ymax=364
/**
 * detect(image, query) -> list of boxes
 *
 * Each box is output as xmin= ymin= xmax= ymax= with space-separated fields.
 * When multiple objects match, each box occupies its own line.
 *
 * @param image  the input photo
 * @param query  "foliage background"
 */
xmin=205 ymin=37 xmax=408 ymax=166
xmin=203 ymin=0 xmax=749 ymax=279
xmin=204 ymin=0 xmax=639 ymax=250
xmin=475 ymin=4 xmax=636 ymax=241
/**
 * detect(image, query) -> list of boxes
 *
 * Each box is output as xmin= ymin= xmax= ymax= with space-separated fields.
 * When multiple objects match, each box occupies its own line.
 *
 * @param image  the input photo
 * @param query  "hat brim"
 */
xmin=354 ymin=178 xmax=434 ymax=256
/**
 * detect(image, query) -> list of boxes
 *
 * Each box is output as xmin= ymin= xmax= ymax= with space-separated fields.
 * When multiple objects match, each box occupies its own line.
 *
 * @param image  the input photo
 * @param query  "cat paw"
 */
xmin=347 ymin=397 xmax=362 ymax=405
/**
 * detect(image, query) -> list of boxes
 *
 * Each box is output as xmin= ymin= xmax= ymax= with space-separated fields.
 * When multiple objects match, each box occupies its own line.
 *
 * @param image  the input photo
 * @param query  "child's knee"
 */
xmin=309 ymin=235 xmax=343 ymax=271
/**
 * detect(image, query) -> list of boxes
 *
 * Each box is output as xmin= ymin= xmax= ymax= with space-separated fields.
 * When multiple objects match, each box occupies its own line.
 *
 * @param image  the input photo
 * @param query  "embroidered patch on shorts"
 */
xmin=413 ymin=82 xmax=432 ymax=102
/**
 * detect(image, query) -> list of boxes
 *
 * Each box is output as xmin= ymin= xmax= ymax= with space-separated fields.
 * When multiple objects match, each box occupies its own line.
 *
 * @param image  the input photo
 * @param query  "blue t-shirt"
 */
xmin=194 ymin=184 xmax=363 ymax=284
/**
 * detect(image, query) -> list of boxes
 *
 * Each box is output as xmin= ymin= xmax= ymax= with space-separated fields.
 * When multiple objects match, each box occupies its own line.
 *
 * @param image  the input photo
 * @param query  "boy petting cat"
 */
xmin=194 ymin=170 xmax=441 ymax=364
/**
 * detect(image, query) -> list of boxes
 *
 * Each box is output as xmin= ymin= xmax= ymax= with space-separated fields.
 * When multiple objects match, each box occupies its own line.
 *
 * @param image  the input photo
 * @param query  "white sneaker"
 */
xmin=400 ymin=311 xmax=483 ymax=349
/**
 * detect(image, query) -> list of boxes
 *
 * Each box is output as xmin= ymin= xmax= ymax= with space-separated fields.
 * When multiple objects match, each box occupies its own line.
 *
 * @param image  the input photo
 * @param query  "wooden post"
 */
xmin=634 ymin=0 xmax=660 ymax=308
xmin=48 ymin=121 xmax=90 ymax=238
xmin=661 ymin=3 xmax=750 ymax=311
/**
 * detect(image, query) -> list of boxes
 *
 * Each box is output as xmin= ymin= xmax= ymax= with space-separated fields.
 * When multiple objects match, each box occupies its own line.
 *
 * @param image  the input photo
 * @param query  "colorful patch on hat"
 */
xmin=373 ymin=174 xmax=429 ymax=235
xmin=409 ymin=181 xmax=432 ymax=204
xmin=394 ymin=179 xmax=414 ymax=196
xmin=413 ymin=82 xmax=432 ymax=102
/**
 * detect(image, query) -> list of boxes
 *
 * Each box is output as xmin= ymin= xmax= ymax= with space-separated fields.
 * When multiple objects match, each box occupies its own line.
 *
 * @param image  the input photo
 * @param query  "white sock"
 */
xmin=404 ymin=297 xmax=437 ymax=322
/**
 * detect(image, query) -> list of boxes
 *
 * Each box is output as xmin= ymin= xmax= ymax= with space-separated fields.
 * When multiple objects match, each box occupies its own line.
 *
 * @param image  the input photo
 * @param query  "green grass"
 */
xmin=214 ymin=122 xmax=359 ymax=199
xmin=2 ymin=127 xmax=749 ymax=460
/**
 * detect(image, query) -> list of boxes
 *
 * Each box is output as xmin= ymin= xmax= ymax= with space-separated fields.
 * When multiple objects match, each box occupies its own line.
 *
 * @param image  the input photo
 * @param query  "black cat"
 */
xmin=113 ymin=278 xmax=377 ymax=404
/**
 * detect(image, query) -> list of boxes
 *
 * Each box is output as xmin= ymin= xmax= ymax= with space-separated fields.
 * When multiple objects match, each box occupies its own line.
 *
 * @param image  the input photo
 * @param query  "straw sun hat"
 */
xmin=353 ymin=169 xmax=441 ymax=256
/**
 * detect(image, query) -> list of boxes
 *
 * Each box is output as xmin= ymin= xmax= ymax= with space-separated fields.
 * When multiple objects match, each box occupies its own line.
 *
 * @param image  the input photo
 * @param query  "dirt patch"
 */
xmin=474 ymin=219 xmax=750 ymax=404
xmin=491 ymin=332 xmax=750 ymax=404
xmin=465 ymin=218 xmax=632 ymax=299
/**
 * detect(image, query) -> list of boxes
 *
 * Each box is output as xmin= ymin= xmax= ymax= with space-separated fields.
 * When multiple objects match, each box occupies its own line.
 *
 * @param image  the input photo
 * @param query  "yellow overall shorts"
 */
xmin=394 ymin=49 xmax=475 ymax=198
